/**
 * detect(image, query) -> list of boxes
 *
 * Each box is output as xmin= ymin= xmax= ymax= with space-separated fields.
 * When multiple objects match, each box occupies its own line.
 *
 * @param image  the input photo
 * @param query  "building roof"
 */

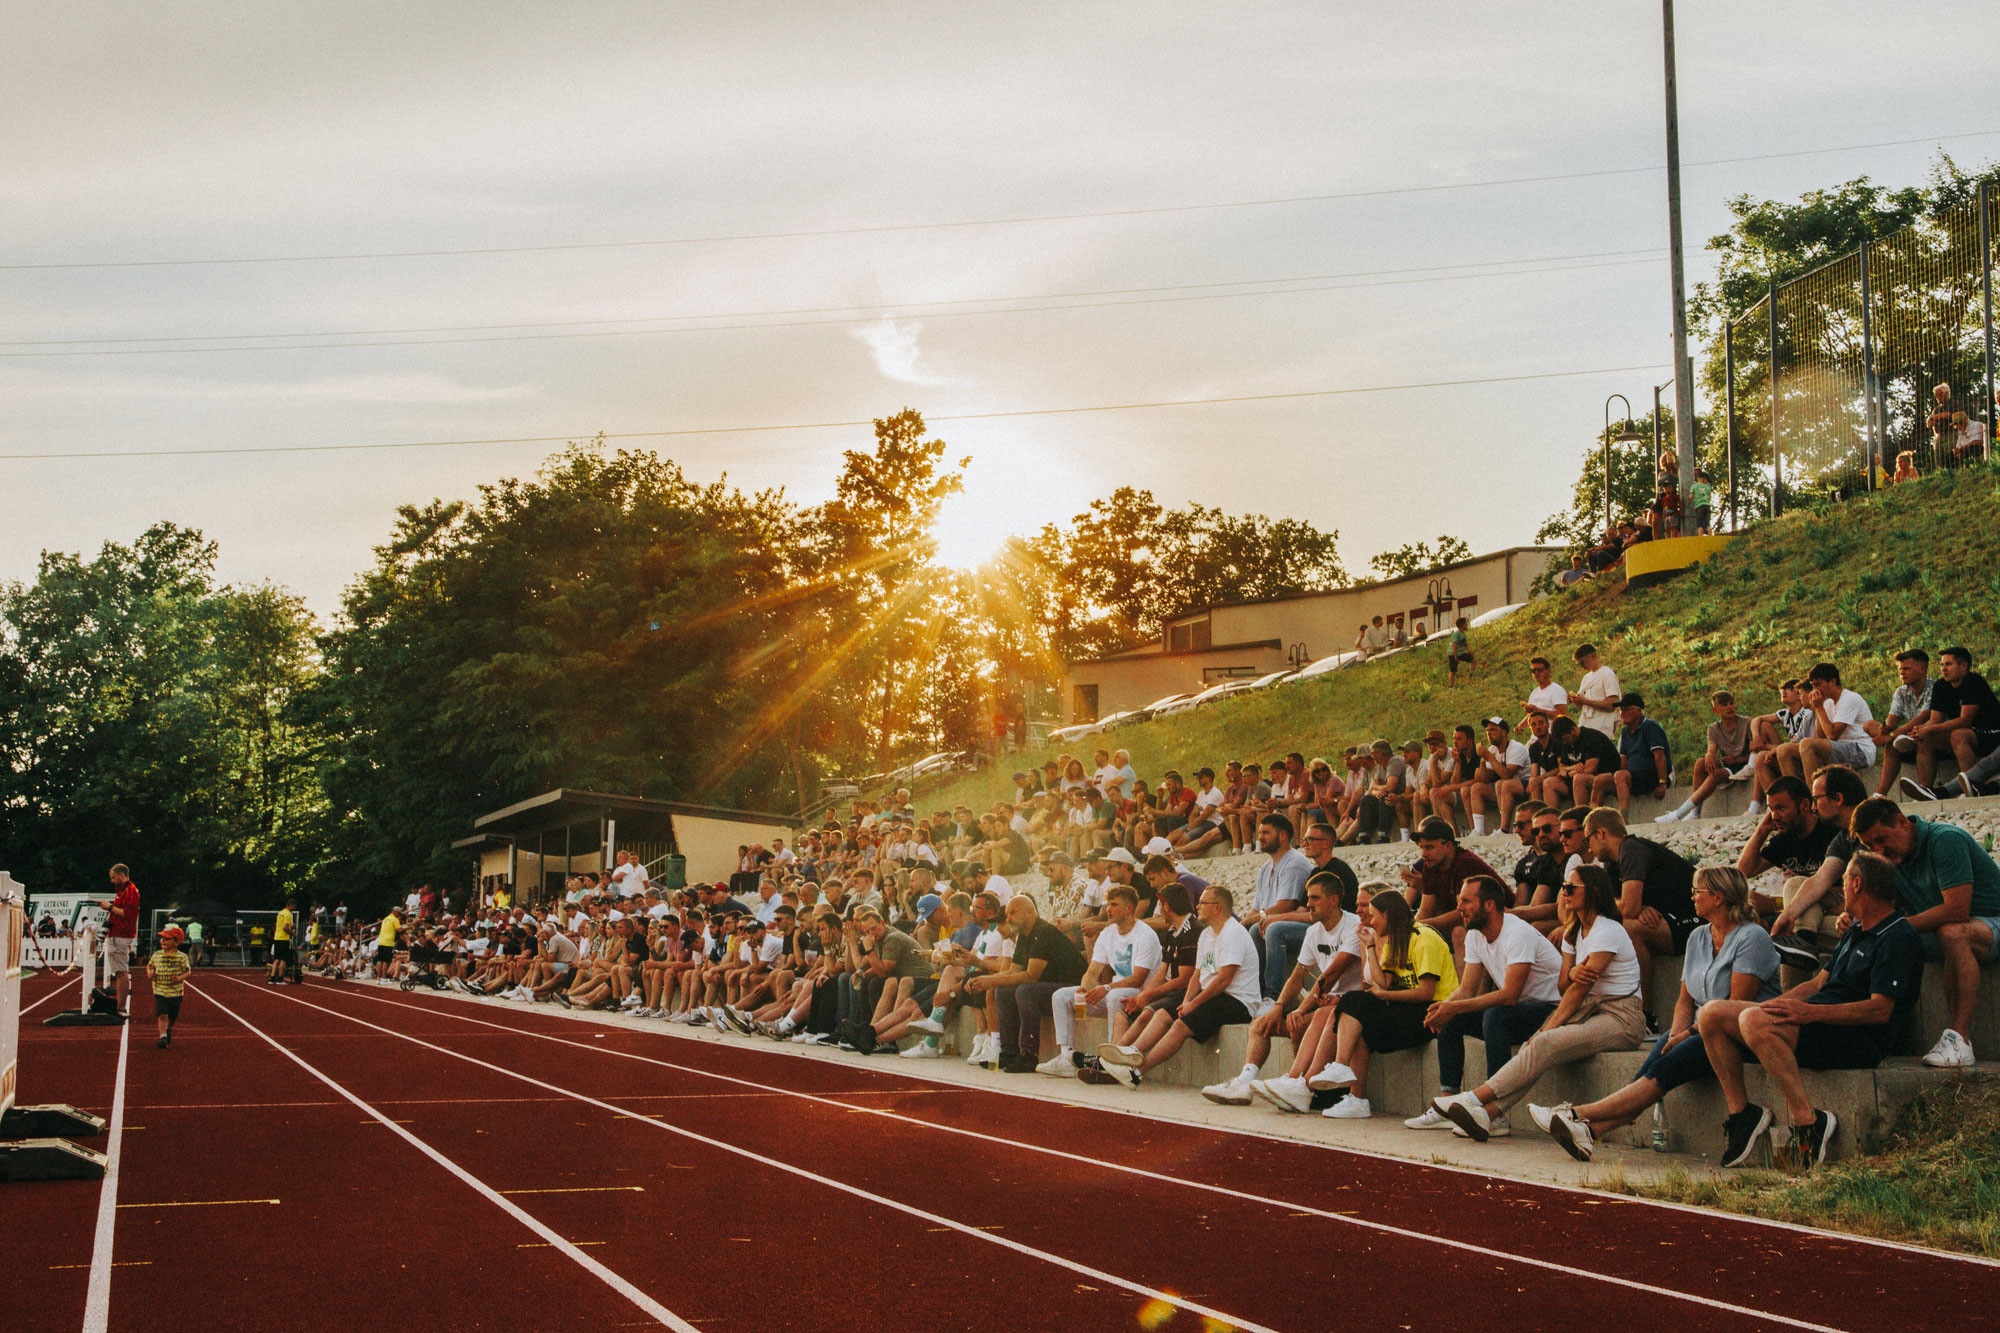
xmin=470 ymin=787 xmax=794 ymax=838
xmin=1073 ymin=637 xmax=1284 ymax=667
xmin=1169 ymin=545 xmax=1562 ymax=620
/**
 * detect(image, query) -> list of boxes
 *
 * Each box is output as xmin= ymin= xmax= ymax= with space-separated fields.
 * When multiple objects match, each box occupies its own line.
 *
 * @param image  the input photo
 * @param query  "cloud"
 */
xmin=0 ymin=369 xmax=540 ymax=404
xmin=848 ymin=319 xmax=960 ymax=386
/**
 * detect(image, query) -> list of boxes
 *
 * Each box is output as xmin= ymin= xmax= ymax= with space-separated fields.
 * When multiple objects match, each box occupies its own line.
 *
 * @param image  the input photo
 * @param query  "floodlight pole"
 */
xmin=1662 ymin=0 xmax=1697 ymax=532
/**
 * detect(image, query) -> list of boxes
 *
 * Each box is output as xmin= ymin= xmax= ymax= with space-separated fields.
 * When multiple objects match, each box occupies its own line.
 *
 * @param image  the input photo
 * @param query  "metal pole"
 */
xmin=1662 ymin=0 xmax=1697 ymax=531
xmin=1860 ymin=243 xmax=1877 ymax=491
xmin=1769 ymin=276 xmax=1782 ymax=517
xmin=1982 ymin=178 xmax=1996 ymax=452
xmin=1602 ymin=393 xmax=1634 ymax=536
xmin=1724 ymin=318 xmax=1737 ymax=531
xmin=1652 ymin=382 xmax=1665 ymax=512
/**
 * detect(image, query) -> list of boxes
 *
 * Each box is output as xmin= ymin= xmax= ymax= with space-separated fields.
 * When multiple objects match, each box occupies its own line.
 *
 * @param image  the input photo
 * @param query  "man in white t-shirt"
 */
xmin=1039 ymin=885 xmax=1162 ymax=1074
xmin=1469 ymin=716 xmax=1533 ymax=836
xmin=1778 ymin=662 xmax=1877 ymax=782
xmin=1089 ymin=885 xmax=1259 ymax=1088
xmin=972 ymin=865 xmax=1013 ymax=906
xmin=610 ymin=850 xmax=651 ymax=898
xmin=1519 ymin=656 xmax=1570 ymax=732
xmin=1205 ymin=871 xmax=1363 ymax=1107
xmin=1170 ymin=766 xmax=1231 ymax=858
xmin=1406 ymin=877 xmax=1563 ymax=1129
xmin=1572 ymin=643 xmax=1622 ymax=738
xmin=771 ymin=838 xmax=796 ymax=868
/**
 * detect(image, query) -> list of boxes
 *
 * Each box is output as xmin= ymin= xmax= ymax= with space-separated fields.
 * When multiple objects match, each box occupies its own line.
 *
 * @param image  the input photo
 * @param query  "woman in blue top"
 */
xmin=1533 ymin=866 xmax=1779 ymax=1161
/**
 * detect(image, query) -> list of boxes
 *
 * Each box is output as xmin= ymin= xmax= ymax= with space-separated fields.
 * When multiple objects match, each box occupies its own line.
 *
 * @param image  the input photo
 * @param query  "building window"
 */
xmin=1073 ymin=683 xmax=1099 ymax=722
xmin=1456 ymin=595 xmax=1479 ymax=613
xmin=1167 ymin=617 xmax=1213 ymax=654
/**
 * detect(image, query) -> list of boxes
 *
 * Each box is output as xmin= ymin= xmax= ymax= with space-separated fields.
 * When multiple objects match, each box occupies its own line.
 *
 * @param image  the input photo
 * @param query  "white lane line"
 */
xmin=192 ymin=983 xmax=699 ymax=1333
xmin=225 ymin=977 xmax=1278 ymax=1333
xmin=79 ymin=1018 xmax=130 ymax=1333
xmin=21 ymin=982 xmax=73 ymax=1019
xmin=326 ymin=979 xmax=1851 ymax=1333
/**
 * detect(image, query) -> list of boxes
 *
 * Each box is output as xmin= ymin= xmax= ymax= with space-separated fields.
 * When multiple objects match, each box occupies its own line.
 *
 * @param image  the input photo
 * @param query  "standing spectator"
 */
xmin=1924 ymin=381 xmax=1962 ymax=460
xmin=1089 ymin=885 xmax=1261 ymax=1088
xmin=1900 ymin=646 xmax=2000 ymax=800
xmin=1406 ymin=876 xmax=1562 ymax=1130
xmin=982 ymin=895 xmax=1088 ymax=1072
xmin=1773 ymin=663 xmax=1875 ymax=784
xmin=1245 ymin=814 xmax=1315 ymax=999
xmin=105 ymin=864 xmax=141 ymax=1017
xmin=1447 ymin=616 xmax=1473 ymax=686
xmin=1469 ymin=716 xmax=1530 ymax=835
xmin=1572 ymin=644 xmax=1622 ymax=738
xmin=1360 ymin=615 xmax=1391 ymax=658
xmin=1868 ymin=649 xmax=1935 ymax=797
xmin=1536 ymin=867 xmax=1780 ymax=1161
xmin=1602 ymin=693 xmax=1671 ymax=817
xmin=1520 ymin=657 xmax=1570 ymax=733
xmin=1660 ymin=690 xmax=1751 ymax=823
xmin=1689 ymin=467 xmax=1714 ymax=535
xmin=1401 ymin=817 xmax=1501 ymax=934
xmin=1850 ymin=796 xmax=2000 ymax=1068
xmin=1432 ymin=863 xmax=1648 ymax=1141
xmin=1585 ymin=807 xmax=1697 ymax=1027
xmin=1697 ymin=852 xmax=1923 ymax=1170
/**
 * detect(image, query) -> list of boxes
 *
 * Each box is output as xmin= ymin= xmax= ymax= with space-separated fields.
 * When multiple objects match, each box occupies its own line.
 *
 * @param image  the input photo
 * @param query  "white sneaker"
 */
xmin=1403 ymin=1107 xmax=1453 ymax=1130
xmin=908 ymin=1016 xmax=945 ymax=1035
xmin=1036 ymin=1050 xmax=1078 ymax=1077
xmin=965 ymin=1035 xmax=987 ymax=1065
xmin=900 ymin=1041 xmax=941 ymax=1059
xmin=1201 ymin=1076 xmax=1255 ymax=1106
xmin=1254 ymin=1076 xmax=1313 ymax=1113
xmin=1306 ymin=1061 xmax=1358 ymax=1091
xmin=1527 ymin=1103 xmax=1569 ymax=1134
xmin=1922 ymin=1028 xmax=1975 ymax=1068
xmin=1324 ymin=1096 xmax=1372 ymax=1119
xmin=1548 ymin=1106 xmax=1595 ymax=1161
xmin=1435 ymin=1090 xmax=1494 ymax=1142
xmin=1745 ymin=802 xmax=1763 ymax=819
xmin=1655 ymin=807 xmax=1684 ymax=823
xmin=1096 ymin=1042 xmax=1144 ymax=1067
xmin=1727 ymin=763 xmax=1754 ymax=782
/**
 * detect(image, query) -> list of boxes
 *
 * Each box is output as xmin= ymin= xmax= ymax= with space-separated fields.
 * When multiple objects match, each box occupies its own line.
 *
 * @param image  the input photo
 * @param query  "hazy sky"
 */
xmin=5 ymin=2 xmax=1997 ymax=614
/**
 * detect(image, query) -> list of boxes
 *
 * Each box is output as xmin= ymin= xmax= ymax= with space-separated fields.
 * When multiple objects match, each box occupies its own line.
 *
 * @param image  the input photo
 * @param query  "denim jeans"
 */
xmin=1261 ymin=920 xmax=1308 ymax=999
xmin=1434 ymin=1000 xmax=1558 ymax=1090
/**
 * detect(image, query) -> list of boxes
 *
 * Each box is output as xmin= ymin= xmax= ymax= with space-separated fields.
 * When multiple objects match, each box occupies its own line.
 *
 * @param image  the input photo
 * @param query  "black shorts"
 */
xmin=153 ymin=994 xmax=182 ymax=1021
xmin=1180 ymin=992 xmax=1252 ymax=1044
xmin=911 ymin=980 xmax=939 ymax=1010
xmin=1970 ymin=729 xmax=2000 ymax=760
xmin=1334 ymin=990 xmax=1435 ymax=1054
xmin=270 ymin=941 xmax=296 ymax=963
xmin=1791 ymin=1022 xmax=1889 ymax=1072
xmin=374 ymin=945 xmax=396 ymax=965
xmin=1664 ymin=913 xmax=1700 ymax=953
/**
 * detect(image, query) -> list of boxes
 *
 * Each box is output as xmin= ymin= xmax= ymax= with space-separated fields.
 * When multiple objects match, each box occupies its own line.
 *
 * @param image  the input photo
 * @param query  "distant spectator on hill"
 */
xmin=1850 ymin=796 xmax=2000 ymax=1068
xmin=1571 ymin=644 xmax=1622 ymax=738
xmin=1387 ymin=619 xmax=1409 ymax=650
xmin=1868 ymin=649 xmax=1934 ymax=797
xmin=1891 ymin=450 xmax=1919 ymax=485
xmin=1899 ymin=646 xmax=2000 ymax=801
xmin=1955 ymin=410 xmax=1989 ymax=464
xmin=1401 ymin=816 xmax=1501 ymax=935
xmin=1601 ymin=693 xmax=1671 ymax=817
xmin=1925 ymin=381 xmax=1962 ymax=457
xmin=1360 ymin=615 xmax=1392 ymax=658
xmin=1447 ymin=616 xmax=1473 ymax=686
xmin=1586 ymin=806 xmax=1697 ymax=1028
xmin=1689 ymin=467 xmax=1714 ymax=535
xmin=1698 ymin=851 xmax=1922 ymax=1171
xmin=1520 ymin=656 xmax=1570 ymax=732
xmin=1660 ymin=690 xmax=1751 ymax=822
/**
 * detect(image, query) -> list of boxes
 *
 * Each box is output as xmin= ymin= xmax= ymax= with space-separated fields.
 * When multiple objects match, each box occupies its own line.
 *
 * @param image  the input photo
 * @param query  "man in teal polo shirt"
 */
xmin=1851 ymin=796 xmax=2000 ymax=1068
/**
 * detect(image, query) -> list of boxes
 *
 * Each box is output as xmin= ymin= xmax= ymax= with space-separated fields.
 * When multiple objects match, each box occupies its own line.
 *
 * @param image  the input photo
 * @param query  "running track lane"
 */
xmin=199 ymin=976 xmax=1291 ymax=1332
xmin=4 ymin=970 xmax=702 ymax=1333
xmin=240 ymin=977 xmax=1991 ymax=1331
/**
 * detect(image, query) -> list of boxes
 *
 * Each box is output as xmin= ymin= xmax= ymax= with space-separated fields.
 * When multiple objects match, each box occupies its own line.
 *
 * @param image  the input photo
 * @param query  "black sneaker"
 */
xmin=553 ymin=991 xmax=573 ymax=1008
xmin=156 ymin=1034 xmax=169 ymax=1048
xmin=1075 ymin=1059 xmax=1117 ymax=1086
xmin=1308 ymin=1088 xmax=1347 ymax=1112
xmin=999 ymin=1053 xmax=1036 ymax=1073
xmin=1770 ymin=931 xmax=1821 ymax=974
xmin=1720 ymin=1105 xmax=1773 ymax=1168
xmin=1787 ymin=1109 xmax=1836 ymax=1170
xmin=1898 ymin=776 xmax=1941 ymax=802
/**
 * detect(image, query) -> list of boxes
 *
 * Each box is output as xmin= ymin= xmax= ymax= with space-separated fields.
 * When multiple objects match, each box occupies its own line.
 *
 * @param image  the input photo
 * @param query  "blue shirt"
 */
xmin=1892 ymin=817 xmax=2000 ymax=918
xmin=1683 ymin=920 xmax=1781 ymax=1006
xmin=1254 ymin=849 xmax=1314 ymax=912
xmin=1619 ymin=717 xmax=1672 ymax=785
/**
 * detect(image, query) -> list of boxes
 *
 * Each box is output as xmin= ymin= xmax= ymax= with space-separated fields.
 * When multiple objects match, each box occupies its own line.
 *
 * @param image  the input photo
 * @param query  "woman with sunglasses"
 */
xmin=1432 ymin=864 xmax=1648 ymax=1140
xmin=1531 ymin=867 xmax=1780 ymax=1159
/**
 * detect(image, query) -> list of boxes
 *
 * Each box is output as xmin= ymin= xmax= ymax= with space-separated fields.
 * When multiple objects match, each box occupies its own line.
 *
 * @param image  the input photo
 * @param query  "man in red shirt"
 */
xmin=1400 ymin=818 xmax=1501 ymax=937
xmin=107 ymin=863 xmax=141 ymax=1016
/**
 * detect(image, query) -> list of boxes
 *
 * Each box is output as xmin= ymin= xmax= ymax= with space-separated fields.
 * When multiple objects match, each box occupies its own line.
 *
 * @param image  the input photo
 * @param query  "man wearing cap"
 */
xmin=1171 ymin=767 xmax=1231 ymax=858
xmin=1600 ymin=694 xmax=1672 ymax=817
xmin=1470 ymin=716 xmax=1532 ymax=836
xmin=1041 ymin=885 xmax=1161 ymax=1074
xmin=1402 ymin=816 xmax=1503 ymax=935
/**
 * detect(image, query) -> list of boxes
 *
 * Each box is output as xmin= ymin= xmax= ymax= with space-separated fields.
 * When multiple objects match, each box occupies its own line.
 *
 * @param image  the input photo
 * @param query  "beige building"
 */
xmin=1062 ymin=545 xmax=1560 ymax=722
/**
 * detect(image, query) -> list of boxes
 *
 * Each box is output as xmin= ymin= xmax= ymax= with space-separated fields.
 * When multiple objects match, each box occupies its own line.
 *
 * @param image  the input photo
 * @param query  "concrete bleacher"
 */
xmin=918 ymin=948 xmax=1999 ymax=1162
xmin=1621 ymin=753 xmax=1966 ymax=825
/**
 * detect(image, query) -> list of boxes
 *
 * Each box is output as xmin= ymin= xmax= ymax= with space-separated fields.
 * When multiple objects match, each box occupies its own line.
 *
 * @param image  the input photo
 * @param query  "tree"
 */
xmin=1367 ymin=535 xmax=1472 ymax=582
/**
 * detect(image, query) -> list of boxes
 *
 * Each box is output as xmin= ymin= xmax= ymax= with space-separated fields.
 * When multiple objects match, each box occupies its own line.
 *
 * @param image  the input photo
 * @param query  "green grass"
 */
xmin=919 ymin=463 xmax=2000 ymax=816
xmin=1593 ymin=1073 xmax=2000 ymax=1257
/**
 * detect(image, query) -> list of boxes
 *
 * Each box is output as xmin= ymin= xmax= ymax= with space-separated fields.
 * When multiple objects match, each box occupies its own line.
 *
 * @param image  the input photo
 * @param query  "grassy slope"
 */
xmin=922 ymin=464 xmax=2000 ymax=814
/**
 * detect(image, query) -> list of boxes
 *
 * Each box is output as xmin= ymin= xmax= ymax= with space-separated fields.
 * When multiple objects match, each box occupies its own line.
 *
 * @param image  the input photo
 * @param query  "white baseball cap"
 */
xmin=1140 ymin=837 xmax=1174 ymax=856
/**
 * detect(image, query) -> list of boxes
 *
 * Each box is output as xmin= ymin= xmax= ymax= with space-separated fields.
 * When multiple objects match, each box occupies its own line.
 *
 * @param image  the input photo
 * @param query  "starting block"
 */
xmin=1 ymin=1103 xmax=105 ymax=1138
xmin=0 ymin=1137 xmax=108 ymax=1181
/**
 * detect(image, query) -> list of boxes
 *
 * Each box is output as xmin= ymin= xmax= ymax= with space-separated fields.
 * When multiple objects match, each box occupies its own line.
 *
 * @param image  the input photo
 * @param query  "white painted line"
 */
xmin=191 ymin=982 xmax=700 ymax=1333
xmin=325 ymin=979 xmax=1858 ymax=1331
xmin=228 ymin=977 xmax=1278 ymax=1333
xmin=21 ymin=982 xmax=73 ymax=1019
xmin=79 ymin=1018 xmax=130 ymax=1333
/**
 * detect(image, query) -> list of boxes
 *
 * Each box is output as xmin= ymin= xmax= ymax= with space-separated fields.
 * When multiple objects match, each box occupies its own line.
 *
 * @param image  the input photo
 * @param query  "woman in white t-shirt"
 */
xmin=1430 ymin=864 xmax=1648 ymax=1141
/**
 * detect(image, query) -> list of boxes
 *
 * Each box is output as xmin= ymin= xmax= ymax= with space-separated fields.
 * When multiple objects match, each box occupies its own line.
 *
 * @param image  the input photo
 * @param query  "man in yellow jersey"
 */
xmin=374 ymin=905 xmax=404 ymax=981
xmin=268 ymin=896 xmax=298 ymax=985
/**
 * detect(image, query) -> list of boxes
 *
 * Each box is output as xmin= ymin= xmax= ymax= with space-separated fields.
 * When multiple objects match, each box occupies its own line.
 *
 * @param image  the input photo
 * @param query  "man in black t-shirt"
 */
xmin=982 ymin=896 xmax=1087 ymax=1071
xmin=1542 ymin=717 xmax=1618 ymax=809
xmin=1903 ymin=646 xmax=2000 ymax=799
xmin=1586 ymin=806 xmax=1695 ymax=1024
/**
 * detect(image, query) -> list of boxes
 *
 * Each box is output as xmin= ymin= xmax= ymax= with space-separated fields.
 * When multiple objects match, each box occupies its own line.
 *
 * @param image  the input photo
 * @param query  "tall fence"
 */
xmin=1724 ymin=181 xmax=1997 ymax=516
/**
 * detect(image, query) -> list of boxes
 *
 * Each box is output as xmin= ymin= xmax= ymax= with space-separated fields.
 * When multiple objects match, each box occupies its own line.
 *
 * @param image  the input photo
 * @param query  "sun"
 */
xmin=930 ymin=485 xmax=1019 ymax=570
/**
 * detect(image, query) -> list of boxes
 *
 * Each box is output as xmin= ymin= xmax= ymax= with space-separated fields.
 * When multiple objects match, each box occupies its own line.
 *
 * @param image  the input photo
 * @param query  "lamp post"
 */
xmin=1661 ymin=0 xmax=1697 ymax=531
xmin=1603 ymin=393 xmax=1644 ymax=535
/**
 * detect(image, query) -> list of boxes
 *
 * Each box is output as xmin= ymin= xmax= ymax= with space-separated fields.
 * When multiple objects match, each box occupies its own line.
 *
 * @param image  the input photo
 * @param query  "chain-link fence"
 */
xmin=1725 ymin=182 xmax=1997 ymax=515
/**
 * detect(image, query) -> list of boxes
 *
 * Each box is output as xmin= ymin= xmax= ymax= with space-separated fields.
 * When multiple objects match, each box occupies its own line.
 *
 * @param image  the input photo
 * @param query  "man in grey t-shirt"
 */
xmin=1349 ymin=740 xmax=1407 ymax=844
xmin=1246 ymin=813 xmax=1314 ymax=998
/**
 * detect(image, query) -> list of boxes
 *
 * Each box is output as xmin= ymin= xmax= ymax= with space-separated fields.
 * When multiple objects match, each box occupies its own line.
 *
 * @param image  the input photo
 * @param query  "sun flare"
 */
xmin=930 ymin=485 xmax=1020 ymax=570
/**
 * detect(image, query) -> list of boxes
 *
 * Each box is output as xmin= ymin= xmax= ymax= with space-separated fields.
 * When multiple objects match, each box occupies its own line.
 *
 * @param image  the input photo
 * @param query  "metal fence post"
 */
xmin=1860 ymin=243 xmax=1876 ymax=491
xmin=1724 ymin=317 xmax=1737 ymax=531
xmin=1768 ymin=276 xmax=1782 ymax=517
xmin=1982 ymin=179 xmax=1996 ymax=448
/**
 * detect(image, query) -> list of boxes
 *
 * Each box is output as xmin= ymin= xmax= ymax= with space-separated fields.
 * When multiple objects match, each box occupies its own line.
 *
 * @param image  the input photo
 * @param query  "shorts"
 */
xmin=911 ymin=980 xmax=939 ymax=1010
xmin=271 ymin=941 xmax=296 ymax=964
xmin=374 ymin=945 xmax=396 ymax=965
xmin=1662 ymin=914 xmax=1700 ymax=954
xmin=153 ymin=994 xmax=183 ymax=1022
xmin=1970 ymin=729 xmax=2000 ymax=760
xmin=1180 ymin=992 xmax=1252 ymax=1044
xmin=549 ymin=961 xmax=573 ymax=976
xmin=105 ymin=937 xmax=134 ymax=975
xmin=1790 ymin=1021 xmax=1890 ymax=1072
xmin=1826 ymin=739 xmax=1873 ymax=767
xmin=1334 ymin=990 xmax=1434 ymax=1054
xmin=1920 ymin=916 xmax=2000 ymax=963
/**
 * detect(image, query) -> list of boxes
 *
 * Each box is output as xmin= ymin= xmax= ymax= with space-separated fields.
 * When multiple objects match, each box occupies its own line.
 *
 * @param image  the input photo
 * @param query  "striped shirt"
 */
xmin=150 ymin=950 xmax=192 ymax=997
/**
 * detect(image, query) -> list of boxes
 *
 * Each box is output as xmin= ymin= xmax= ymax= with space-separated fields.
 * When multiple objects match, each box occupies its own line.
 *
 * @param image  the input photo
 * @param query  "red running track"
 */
xmin=9 ymin=968 xmax=1998 ymax=1331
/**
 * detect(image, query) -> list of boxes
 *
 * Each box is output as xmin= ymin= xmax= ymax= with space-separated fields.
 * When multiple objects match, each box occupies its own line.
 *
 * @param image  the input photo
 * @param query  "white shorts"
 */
xmin=105 ymin=937 xmax=135 ymax=975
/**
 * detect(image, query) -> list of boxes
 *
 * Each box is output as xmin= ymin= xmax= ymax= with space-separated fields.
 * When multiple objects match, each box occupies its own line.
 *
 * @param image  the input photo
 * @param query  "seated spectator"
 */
xmin=1469 ymin=715 xmax=1530 ymax=836
xmin=1539 ymin=716 xmax=1617 ymax=813
xmin=1431 ymin=863 xmax=1648 ymax=1141
xmin=1746 ymin=679 xmax=1815 ymax=819
xmin=1413 ymin=730 xmax=1454 ymax=826
xmin=1891 ymin=449 xmax=1919 ymax=484
xmin=1400 ymin=816 xmax=1501 ymax=935
xmin=1299 ymin=821 xmax=1360 ymax=909
xmin=1761 ymin=765 xmax=1869 ymax=977
xmin=1867 ymin=649 xmax=1934 ymax=797
xmin=1405 ymin=875 xmax=1562 ymax=1131
xmin=1899 ymin=646 xmax=2000 ymax=801
xmin=1388 ymin=738 xmax=1426 ymax=839
xmin=1659 ymin=690 xmax=1751 ymax=822
xmin=1697 ymin=851 xmax=1923 ymax=1170
xmin=1300 ymin=757 xmax=1345 ymax=831
xmin=1427 ymin=726 xmax=1483 ymax=833
xmin=1085 ymin=884 xmax=1261 ymax=1089
xmin=1585 ymin=806 xmax=1697 ymax=1027
xmin=1244 ymin=813 xmax=1315 ymax=999
xmin=1294 ymin=884 xmax=1457 ymax=1120
xmin=1347 ymin=740 xmax=1407 ymax=845
xmin=1536 ymin=867 xmax=1781 ymax=1160
xmin=906 ymin=890 xmax=1006 ymax=1060
xmin=1228 ymin=762 xmax=1272 ymax=850
xmin=1737 ymin=773 xmax=1847 ymax=982
xmin=1209 ymin=760 xmax=1249 ymax=853
xmin=1040 ymin=884 xmax=1161 ymax=1074
xmin=1521 ymin=712 xmax=1559 ymax=808
xmin=1206 ymin=869 xmax=1364 ymax=1108
xmin=1170 ymin=767 xmax=1231 ymax=857
xmin=1598 ymin=693 xmax=1671 ymax=817
xmin=1154 ymin=770 xmax=1196 ymax=835
xmin=980 ymin=895 xmax=1088 ymax=1072
xmin=1509 ymin=804 xmax=1565 ymax=927
xmin=1773 ymin=663 xmax=1875 ymax=784
xmin=1850 ymin=796 xmax=2000 ymax=1068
